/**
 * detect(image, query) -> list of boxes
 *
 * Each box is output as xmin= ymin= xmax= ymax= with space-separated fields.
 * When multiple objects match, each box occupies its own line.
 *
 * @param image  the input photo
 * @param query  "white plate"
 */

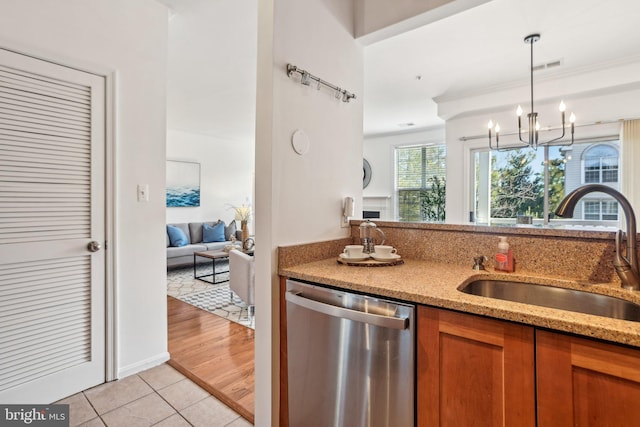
xmin=371 ymin=253 xmax=401 ymax=262
xmin=339 ymin=253 xmax=370 ymax=262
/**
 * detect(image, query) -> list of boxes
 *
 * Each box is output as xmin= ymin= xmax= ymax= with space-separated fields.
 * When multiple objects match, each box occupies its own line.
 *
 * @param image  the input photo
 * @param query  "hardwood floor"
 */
xmin=167 ymin=296 xmax=255 ymax=424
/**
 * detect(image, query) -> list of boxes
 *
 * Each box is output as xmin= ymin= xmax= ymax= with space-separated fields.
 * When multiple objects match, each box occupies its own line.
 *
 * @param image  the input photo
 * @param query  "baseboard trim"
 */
xmin=117 ymin=352 xmax=170 ymax=379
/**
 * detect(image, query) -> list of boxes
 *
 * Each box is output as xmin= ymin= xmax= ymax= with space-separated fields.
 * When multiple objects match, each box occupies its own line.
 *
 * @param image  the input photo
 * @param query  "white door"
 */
xmin=0 ymin=48 xmax=106 ymax=403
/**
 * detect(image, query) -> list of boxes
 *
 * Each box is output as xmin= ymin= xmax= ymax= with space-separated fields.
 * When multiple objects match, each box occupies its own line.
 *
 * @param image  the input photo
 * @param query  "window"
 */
xmin=603 ymin=200 xmax=619 ymax=220
xmin=583 ymin=144 xmax=618 ymax=184
xmin=583 ymin=201 xmax=599 ymax=220
xmin=583 ymin=200 xmax=619 ymax=221
xmin=473 ymin=147 xmax=562 ymax=223
xmin=396 ymin=144 xmax=446 ymax=222
xmin=472 ymin=140 xmax=621 ymax=226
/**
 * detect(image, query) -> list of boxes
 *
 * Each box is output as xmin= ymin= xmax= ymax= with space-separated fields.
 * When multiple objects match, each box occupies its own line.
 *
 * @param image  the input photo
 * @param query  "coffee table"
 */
xmin=193 ymin=250 xmax=229 ymax=284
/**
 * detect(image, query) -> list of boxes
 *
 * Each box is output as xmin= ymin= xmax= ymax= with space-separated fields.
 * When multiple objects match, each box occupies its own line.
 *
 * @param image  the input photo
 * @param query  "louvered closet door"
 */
xmin=0 ymin=48 xmax=105 ymax=403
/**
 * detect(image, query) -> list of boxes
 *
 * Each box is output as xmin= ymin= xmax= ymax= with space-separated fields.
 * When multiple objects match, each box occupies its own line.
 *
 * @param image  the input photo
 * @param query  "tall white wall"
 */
xmin=255 ymin=0 xmax=363 ymax=424
xmin=166 ymin=130 xmax=254 ymax=229
xmin=0 ymin=0 xmax=169 ymax=377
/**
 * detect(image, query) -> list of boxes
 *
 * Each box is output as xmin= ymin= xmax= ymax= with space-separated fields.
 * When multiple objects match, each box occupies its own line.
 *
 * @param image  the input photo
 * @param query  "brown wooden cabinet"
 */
xmin=417 ymin=306 xmax=536 ymax=427
xmin=536 ymin=330 xmax=640 ymax=426
xmin=418 ymin=306 xmax=640 ymax=427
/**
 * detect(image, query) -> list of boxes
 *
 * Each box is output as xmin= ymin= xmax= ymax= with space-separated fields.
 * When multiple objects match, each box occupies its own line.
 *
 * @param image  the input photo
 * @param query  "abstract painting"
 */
xmin=166 ymin=160 xmax=200 ymax=207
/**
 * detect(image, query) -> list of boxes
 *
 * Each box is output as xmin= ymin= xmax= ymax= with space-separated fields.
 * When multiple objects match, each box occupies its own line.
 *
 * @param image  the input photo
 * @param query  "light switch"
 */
xmin=137 ymin=184 xmax=149 ymax=202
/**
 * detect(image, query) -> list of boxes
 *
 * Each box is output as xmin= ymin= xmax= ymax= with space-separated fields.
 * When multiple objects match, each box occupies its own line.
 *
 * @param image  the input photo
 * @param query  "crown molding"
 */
xmin=442 ymin=80 xmax=640 ymax=123
xmin=364 ymin=123 xmax=445 ymax=140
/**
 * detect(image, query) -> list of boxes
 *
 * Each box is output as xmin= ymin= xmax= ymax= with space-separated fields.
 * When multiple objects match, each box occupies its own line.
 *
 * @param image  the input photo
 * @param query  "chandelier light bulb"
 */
xmin=488 ymin=120 xmax=493 ymax=129
xmin=495 ymin=123 xmax=500 ymax=133
xmin=516 ymin=105 xmax=523 ymax=117
xmin=559 ymin=101 xmax=566 ymax=112
xmin=569 ymin=113 xmax=576 ymax=123
xmin=535 ymin=121 xmax=540 ymax=131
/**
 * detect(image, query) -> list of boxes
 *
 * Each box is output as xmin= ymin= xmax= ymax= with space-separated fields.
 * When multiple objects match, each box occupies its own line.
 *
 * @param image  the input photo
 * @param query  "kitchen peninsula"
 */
xmin=278 ymin=221 xmax=640 ymax=426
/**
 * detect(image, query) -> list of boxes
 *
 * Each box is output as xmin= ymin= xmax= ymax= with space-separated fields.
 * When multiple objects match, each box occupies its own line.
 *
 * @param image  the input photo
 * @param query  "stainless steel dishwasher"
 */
xmin=285 ymin=279 xmax=415 ymax=427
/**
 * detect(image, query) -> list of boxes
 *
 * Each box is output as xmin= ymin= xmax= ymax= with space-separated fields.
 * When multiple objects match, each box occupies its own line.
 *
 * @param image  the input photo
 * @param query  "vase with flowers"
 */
xmin=233 ymin=204 xmax=252 ymax=243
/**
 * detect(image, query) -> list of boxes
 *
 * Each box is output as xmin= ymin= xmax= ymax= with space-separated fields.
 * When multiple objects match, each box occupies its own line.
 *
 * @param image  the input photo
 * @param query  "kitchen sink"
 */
xmin=459 ymin=280 xmax=640 ymax=322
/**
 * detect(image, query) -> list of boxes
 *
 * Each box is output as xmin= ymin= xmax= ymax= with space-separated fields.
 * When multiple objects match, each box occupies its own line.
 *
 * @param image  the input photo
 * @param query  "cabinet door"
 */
xmin=537 ymin=330 xmax=640 ymax=426
xmin=417 ymin=306 xmax=535 ymax=427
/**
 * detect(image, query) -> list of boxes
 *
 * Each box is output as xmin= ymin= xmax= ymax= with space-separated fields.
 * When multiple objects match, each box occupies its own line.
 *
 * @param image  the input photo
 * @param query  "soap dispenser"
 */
xmin=495 ymin=236 xmax=514 ymax=272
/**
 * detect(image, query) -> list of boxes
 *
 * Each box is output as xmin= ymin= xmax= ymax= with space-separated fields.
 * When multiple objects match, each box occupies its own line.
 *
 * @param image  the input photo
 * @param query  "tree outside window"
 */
xmin=473 ymin=140 xmax=620 ymax=225
xmin=490 ymin=151 xmax=543 ymax=218
xmin=479 ymin=148 xmax=566 ymax=221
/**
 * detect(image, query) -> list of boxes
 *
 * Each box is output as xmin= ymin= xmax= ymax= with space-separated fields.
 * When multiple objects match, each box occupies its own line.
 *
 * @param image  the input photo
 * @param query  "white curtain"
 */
xmin=621 ymin=119 xmax=640 ymax=219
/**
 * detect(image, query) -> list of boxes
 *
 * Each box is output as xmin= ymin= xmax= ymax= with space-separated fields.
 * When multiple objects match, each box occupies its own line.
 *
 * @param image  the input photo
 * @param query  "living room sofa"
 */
xmin=166 ymin=220 xmax=242 ymax=268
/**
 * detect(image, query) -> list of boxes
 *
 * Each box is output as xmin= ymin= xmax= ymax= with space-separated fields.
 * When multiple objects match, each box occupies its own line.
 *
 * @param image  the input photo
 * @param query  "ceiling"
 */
xmin=156 ymin=0 xmax=640 ymax=140
xmin=364 ymin=0 xmax=640 ymax=136
xmin=158 ymin=0 xmax=257 ymax=143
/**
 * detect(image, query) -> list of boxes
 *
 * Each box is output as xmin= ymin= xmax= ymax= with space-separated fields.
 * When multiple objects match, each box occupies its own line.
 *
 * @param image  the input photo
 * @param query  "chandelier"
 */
xmin=488 ymin=34 xmax=575 ymax=150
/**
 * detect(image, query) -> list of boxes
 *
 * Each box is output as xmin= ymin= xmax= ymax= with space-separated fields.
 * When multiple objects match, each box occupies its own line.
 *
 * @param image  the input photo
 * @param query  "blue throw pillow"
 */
xmin=167 ymin=225 xmax=188 ymax=247
xmin=203 ymin=222 xmax=226 ymax=243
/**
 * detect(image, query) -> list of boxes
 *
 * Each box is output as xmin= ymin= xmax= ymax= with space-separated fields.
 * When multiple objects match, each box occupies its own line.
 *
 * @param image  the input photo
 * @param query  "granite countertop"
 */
xmin=279 ymin=257 xmax=640 ymax=347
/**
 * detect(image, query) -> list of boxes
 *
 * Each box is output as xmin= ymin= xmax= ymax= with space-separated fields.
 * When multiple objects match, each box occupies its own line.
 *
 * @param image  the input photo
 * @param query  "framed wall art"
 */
xmin=166 ymin=160 xmax=200 ymax=207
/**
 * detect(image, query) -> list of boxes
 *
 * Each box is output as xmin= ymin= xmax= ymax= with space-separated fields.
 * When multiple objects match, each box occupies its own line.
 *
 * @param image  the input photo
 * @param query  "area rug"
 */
xmin=167 ymin=263 xmax=254 ymax=329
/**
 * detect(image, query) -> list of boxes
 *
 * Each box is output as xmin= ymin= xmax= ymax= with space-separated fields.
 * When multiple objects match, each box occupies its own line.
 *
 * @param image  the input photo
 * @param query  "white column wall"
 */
xmin=270 ymin=0 xmax=363 ymax=245
xmin=255 ymin=0 xmax=363 ymax=424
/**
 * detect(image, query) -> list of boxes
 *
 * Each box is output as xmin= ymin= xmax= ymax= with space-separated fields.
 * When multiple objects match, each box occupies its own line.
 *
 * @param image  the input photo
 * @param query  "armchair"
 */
xmin=229 ymin=249 xmax=255 ymax=317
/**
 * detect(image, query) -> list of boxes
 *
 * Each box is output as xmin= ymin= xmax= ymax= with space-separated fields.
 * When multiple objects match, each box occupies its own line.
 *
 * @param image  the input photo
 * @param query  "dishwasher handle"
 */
xmin=285 ymin=290 xmax=409 ymax=330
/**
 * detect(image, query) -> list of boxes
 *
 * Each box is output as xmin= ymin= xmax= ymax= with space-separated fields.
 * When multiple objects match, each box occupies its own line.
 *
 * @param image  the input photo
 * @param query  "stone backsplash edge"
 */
xmin=278 ymin=222 xmax=640 ymax=285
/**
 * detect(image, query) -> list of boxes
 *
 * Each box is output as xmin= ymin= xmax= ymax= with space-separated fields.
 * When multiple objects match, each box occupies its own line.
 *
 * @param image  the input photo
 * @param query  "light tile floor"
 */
xmin=56 ymin=363 xmax=252 ymax=427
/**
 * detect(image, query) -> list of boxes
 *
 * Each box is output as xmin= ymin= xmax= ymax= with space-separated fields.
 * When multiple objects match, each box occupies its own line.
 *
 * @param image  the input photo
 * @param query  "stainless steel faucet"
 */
xmin=555 ymin=184 xmax=640 ymax=291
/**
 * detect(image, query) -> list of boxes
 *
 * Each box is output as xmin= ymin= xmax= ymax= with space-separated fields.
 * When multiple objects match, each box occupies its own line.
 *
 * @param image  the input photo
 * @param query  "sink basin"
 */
xmin=459 ymin=280 xmax=640 ymax=322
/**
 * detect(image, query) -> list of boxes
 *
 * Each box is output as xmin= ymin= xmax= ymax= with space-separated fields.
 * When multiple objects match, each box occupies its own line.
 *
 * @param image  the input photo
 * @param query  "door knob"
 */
xmin=88 ymin=241 xmax=102 ymax=252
